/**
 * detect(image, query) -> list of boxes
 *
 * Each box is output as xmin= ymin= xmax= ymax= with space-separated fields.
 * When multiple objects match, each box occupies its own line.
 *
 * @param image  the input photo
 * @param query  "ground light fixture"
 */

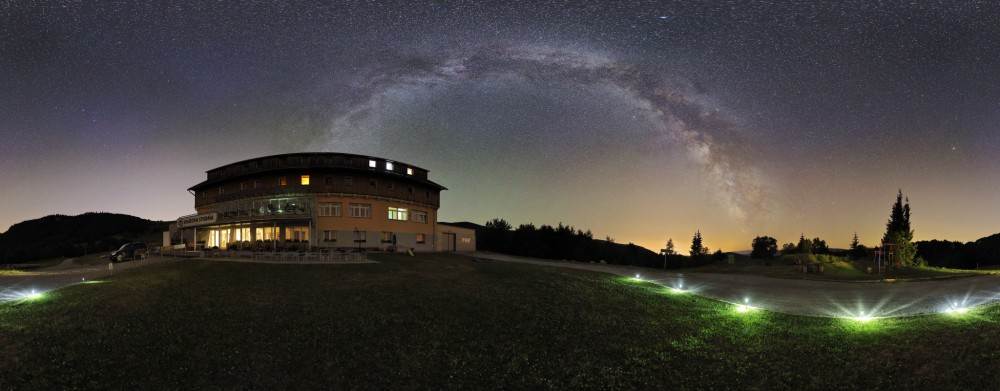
xmin=946 ymin=302 xmax=969 ymax=315
xmin=854 ymin=310 xmax=874 ymax=322
xmin=736 ymin=297 xmax=755 ymax=313
xmin=22 ymin=289 xmax=43 ymax=300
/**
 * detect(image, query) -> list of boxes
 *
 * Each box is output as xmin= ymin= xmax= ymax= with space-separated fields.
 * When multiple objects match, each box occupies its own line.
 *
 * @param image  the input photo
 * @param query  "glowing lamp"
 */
xmin=855 ymin=310 xmax=873 ymax=322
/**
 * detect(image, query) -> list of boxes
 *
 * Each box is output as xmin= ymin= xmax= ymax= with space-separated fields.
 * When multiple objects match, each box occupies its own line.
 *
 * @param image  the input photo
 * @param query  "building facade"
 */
xmin=176 ymin=152 xmax=468 ymax=252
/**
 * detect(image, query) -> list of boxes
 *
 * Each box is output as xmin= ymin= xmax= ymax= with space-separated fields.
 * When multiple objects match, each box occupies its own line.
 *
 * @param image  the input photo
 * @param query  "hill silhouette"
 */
xmin=0 ymin=213 xmax=168 ymax=264
xmin=917 ymin=233 xmax=1000 ymax=269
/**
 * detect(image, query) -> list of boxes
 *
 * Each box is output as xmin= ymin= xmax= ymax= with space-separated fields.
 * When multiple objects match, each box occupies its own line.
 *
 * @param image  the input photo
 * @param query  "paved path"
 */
xmin=472 ymin=252 xmax=1000 ymax=318
xmin=0 ymin=256 xmax=180 ymax=302
xmin=0 ymin=255 xmax=374 ymax=303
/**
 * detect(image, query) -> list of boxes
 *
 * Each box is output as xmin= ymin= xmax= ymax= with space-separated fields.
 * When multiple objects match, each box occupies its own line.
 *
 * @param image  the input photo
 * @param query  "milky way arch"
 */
xmin=319 ymin=44 xmax=769 ymax=224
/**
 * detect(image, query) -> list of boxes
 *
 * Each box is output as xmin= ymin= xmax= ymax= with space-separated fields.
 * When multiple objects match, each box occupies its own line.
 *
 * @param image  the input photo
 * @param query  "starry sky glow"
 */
xmin=2 ymin=1 xmax=999 ymax=253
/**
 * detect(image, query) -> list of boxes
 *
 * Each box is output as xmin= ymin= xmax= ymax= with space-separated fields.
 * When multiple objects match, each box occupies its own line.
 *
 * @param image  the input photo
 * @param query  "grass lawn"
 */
xmin=690 ymin=259 xmax=998 ymax=281
xmin=2 ymin=253 xmax=999 ymax=389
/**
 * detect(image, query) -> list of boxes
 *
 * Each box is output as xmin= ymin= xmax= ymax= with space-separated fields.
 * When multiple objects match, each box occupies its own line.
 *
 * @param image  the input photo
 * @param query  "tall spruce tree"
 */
xmin=690 ymin=230 xmax=704 ymax=258
xmin=882 ymin=190 xmax=917 ymax=266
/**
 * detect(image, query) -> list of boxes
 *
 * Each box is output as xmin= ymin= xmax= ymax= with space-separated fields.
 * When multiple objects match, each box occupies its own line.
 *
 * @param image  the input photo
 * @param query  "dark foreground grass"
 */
xmin=1 ymin=253 xmax=999 ymax=389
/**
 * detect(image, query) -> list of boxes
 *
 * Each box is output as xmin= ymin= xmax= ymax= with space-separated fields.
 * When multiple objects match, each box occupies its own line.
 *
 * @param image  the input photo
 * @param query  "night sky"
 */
xmin=2 ymin=1 xmax=999 ymax=253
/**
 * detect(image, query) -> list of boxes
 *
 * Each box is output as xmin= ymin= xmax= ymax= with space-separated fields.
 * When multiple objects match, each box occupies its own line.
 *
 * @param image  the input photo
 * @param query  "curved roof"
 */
xmin=188 ymin=152 xmax=446 ymax=191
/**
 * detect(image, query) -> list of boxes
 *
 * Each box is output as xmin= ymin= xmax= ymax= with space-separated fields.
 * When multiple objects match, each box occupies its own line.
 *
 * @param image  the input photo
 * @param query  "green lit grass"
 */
xmin=691 ymin=259 xmax=998 ymax=281
xmin=1 ymin=253 xmax=999 ymax=389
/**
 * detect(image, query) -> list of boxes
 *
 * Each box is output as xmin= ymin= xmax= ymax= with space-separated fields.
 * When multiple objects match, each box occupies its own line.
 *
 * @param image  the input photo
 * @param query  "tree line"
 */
xmin=479 ymin=189 xmax=998 ymax=270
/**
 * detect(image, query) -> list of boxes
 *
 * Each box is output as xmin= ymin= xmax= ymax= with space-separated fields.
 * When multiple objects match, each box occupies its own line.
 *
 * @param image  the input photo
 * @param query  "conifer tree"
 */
xmin=690 ymin=230 xmax=704 ymax=258
xmin=664 ymin=238 xmax=675 ymax=255
xmin=882 ymin=190 xmax=916 ymax=266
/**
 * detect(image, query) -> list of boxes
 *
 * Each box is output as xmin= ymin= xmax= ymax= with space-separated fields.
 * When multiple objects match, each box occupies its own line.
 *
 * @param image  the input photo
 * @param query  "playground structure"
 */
xmin=874 ymin=242 xmax=898 ymax=273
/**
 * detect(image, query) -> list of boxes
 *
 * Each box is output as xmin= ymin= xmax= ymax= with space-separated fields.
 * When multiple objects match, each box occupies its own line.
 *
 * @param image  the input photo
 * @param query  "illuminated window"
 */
xmin=344 ymin=176 xmax=353 ymax=186
xmin=279 ymin=177 xmax=287 ymax=187
xmin=381 ymin=231 xmax=394 ymax=243
xmin=461 ymin=237 xmax=472 ymax=244
xmin=386 ymin=161 xmax=394 ymax=170
xmin=318 ymin=202 xmax=342 ymax=217
xmin=369 ymin=159 xmax=377 ymax=168
xmin=349 ymin=203 xmax=371 ymax=218
xmin=412 ymin=210 xmax=428 ymax=223
xmin=406 ymin=167 xmax=413 ymax=175
xmin=353 ymin=230 xmax=367 ymax=243
xmin=301 ymin=175 xmax=310 ymax=185
xmin=255 ymin=227 xmax=276 ymax=241
xmin=388 ymin=207 xmax=408 ymax=221
xmin=323 ymin=230 xmax=336 ymax=242
xmin=416 ymin=233 xmax=425 ymax=244
xmin=287 ymin=227 xmax=309 ymax=241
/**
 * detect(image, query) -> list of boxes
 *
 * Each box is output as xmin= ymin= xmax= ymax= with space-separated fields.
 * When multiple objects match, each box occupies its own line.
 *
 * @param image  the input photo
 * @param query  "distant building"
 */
xmin=172 ymin=152 xmax=474 ymax=252
xmin=437 ymin=222 xmax=477 ymax=252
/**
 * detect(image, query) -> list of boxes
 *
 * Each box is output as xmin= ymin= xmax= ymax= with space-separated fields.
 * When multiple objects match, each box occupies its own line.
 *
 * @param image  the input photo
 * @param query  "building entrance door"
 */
xmin=442 ymin=233 xmax=456 ymax=251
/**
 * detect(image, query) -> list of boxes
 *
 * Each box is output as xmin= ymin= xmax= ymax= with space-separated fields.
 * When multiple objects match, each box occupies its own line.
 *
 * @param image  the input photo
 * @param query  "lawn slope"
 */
xmin=1 ymin=253 xmax=998 ymax=389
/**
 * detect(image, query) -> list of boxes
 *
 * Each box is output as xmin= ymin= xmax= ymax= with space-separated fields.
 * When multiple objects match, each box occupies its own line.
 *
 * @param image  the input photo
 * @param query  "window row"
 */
xmin=321 ymin=230 xmax=426 ymax=244
xmin=369 ymin=159 xmax=415 ymax=176
xmin=318 ymin=203 xmax=428 ymax=223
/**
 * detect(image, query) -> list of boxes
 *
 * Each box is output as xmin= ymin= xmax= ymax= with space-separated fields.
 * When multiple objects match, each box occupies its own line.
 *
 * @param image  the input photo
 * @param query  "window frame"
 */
xmin=349 ymin=203 xmax=372 ymax=218
xmin=318 ymin=202 xmax=343 ymax=217
xmin=388 ymin=207 xmax=408 ymax=221
xmin=412 ymin=210 xmax=428 ymax=223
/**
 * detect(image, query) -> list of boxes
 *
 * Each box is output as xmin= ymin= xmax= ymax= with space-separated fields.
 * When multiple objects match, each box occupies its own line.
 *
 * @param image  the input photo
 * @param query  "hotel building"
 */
xmin=174 ymin=152 xmax=475 ymax=252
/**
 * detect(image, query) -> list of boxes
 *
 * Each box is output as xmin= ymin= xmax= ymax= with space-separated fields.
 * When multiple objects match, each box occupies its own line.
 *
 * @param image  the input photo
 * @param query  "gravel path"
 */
xmin=472 ymin=252 xmax=1000 ymax=318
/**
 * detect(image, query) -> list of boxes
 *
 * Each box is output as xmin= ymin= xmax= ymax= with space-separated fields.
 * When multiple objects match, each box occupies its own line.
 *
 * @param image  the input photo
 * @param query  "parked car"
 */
xmin=109 ymin=243 xmax=148 ymax=263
